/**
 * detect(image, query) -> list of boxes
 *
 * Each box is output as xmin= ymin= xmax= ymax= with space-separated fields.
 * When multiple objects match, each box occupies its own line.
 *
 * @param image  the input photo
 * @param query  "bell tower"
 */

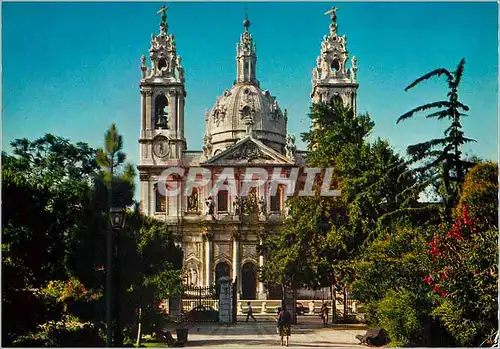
xmin=138 ymin=5 xmax=186 ymax=216
xmin=139 ymin=5 xmax=186 ymax=165
xmin=311 ymin=6 xmax=358 ymax=114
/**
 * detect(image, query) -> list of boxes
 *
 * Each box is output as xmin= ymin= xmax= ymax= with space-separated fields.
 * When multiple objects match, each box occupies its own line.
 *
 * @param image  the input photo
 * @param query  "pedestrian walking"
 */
xmin=245 ymin=301 xmax=257 ymax=322
xmin=277 ymin=305 xmax=293 ymax=346
xmin=320 ymin=303 xmax=329 ymax=327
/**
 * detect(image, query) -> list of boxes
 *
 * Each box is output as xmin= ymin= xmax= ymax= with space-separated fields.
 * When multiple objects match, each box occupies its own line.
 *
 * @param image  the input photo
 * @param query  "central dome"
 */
xmin=206 ymin=83 xmax=287 ymax=155
xmin=203 ymin=17 xmax=287 ymax=157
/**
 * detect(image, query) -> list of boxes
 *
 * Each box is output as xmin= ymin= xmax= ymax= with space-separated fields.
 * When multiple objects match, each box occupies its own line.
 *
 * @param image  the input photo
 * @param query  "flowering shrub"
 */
xmin=424 ymin=162 xmax=498 ymax=346
xmin=39 ymin=278 xmax=103 ymax=323
xmin=41 ymin=278 xmax=102 ymax=304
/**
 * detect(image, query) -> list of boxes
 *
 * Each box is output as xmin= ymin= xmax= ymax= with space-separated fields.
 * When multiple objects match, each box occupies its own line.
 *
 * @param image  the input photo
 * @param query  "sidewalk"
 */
xmin=163 ymin=317 xmax=368 ymax=348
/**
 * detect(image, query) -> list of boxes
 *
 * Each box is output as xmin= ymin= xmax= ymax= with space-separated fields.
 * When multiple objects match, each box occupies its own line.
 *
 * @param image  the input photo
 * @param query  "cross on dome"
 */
xmin=157 ymin=4 xmax=168 ymax=35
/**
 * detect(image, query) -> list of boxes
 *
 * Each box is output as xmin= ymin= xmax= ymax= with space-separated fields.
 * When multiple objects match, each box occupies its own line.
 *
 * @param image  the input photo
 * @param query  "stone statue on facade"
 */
xmin=312 ymin=68 xmax=318 ymax=83
xmin=245 ymin=118 xmax=254 ymax=136
xmin=205 ymin=196 xmax=215 ymax=216
xmin=350 ymin=56 xmax=358 ymax=81
xmin=285 ymin=134 xmax=297 ymax=160
xmin=140 ymin=55 xmax=148 ymax=79
xmin=258 ymin=196 xmax=267 ymax=216
xmin=233 ymin=196 xmax=241 ymax=215
xmin=150 ymin=34 xmax=158 ymax=50
xmin=176 ymin=55 xmax=185 ymax=83
xmin=203 ymin=134 xmax=213 ymax=159
xmin=316 ymin=56 xmax=323 ymax=79
xmin=189 ymin=268 xmax=198 ymax=285
xmin=187 ymin=190 xmax=199 ymax=212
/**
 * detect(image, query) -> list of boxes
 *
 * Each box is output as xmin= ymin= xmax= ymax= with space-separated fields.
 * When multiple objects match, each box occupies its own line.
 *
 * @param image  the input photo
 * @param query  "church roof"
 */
xmin=201 ymin=136 xmax=295 ymax=167
xmin=204 ymin=16 xmax=287 ymax=154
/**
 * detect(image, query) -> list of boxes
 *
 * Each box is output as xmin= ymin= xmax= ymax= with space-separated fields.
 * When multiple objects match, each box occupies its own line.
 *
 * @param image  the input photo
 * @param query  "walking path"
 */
xmin=163 ymin=316 xmax=368 ymax=348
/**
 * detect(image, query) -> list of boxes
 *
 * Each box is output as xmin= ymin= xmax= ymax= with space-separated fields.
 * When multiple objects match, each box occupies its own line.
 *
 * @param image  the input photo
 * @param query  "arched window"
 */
xmin=155 ymin=183 xmax=166 ymax=213
xmin=331 ymin=58 xmax=341 ymax=72
xmin=154 ymin=94 xmax=169 ymax=129
xmin=270 ymin=184 xmax=285 ymax=213
xmin=158 ymin=58 xmax=167 ymax=70
xmin=217 ymin=190 xmax=228 ymax=213
xmin=330 ymin=94 xmax=343 ymax=107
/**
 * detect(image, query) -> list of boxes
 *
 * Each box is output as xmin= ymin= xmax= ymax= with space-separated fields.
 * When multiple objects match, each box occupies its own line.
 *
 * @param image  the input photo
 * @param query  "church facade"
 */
xmin=137 ymin=5 xmax=358 ymax=300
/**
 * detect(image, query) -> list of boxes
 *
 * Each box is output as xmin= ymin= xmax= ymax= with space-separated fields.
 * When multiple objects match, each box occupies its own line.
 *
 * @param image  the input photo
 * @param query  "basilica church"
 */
xmin=137 ymin=5 xmax=358 ymax=300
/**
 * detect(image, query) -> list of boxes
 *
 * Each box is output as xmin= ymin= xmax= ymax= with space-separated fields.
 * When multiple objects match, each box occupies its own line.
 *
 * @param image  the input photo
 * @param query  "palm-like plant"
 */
xmin=397 ymin=58 xmax=476 ymax=214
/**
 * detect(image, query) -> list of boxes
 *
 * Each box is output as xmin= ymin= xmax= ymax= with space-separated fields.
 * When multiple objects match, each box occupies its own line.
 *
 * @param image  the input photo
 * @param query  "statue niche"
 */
xmin=187 ymin=188 xmax=199 ymax=213
xmin=154 ymin=94 xmax=169 ymax=129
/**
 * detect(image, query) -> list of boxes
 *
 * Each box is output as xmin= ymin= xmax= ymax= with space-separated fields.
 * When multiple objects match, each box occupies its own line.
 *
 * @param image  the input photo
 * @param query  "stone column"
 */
xmin=257 ymin=237 xmax=266 ymax=299
xmin=140 ymin=178 xmax=149 ymax=215
xmin=169 ymin=90 xmax=178 ymax=136
xmin=145 ymin=90 xmax=153 ymax=130
xmin=140 ymin=90 xmax=146 ymax=134
xmin=178 ymin=93 xmax=185 ymax=139
xmin=232 ymin=232 xmax=240 ymax=289
xmin=204 ymin=232 xmax=213 ymax=286
xmin=258 ymin=253 xmax=265 ymax=299
xmin=149 ymin=180 xmax=156 ymax=215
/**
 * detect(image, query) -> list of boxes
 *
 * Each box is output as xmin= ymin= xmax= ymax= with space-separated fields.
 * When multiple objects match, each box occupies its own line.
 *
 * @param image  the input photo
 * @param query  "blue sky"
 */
xmin=3 ymin=2 xmax=498 ymax=196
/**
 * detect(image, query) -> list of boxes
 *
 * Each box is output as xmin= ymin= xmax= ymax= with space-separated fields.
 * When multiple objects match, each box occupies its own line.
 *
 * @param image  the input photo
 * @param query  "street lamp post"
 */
xmin=106 ymin=179 xmax=113 ymax=347
xmin=328 ymin=268 xmax=336 ymax=324
xmin=109 ymin=207 xmax=127 ymax=347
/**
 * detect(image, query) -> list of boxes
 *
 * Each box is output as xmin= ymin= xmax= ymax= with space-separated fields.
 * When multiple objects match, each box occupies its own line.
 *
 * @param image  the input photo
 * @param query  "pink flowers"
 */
xmin=429 ymin=236 xmax=441 ymax=260
xmin=432 ymin=284 xmax=448 ymax=297
xmin=447 ymin=222 xmax=463 ymax=240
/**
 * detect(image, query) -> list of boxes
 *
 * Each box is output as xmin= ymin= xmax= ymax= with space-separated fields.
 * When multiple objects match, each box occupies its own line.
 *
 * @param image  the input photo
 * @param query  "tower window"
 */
xmin=331 ymin=58 xmax=340 ymax=72
xmin=155 ymin=184 xmax=166 ymax=213
xmin=155 ymin=94 xmax=169 ymax=129
xmin=331 ymin=94 xmax=343 ymax=107
xmin=158 ymin=58 xmax=167 ymax=70
xmin=217 ymin=190 xmax=229 ymax=213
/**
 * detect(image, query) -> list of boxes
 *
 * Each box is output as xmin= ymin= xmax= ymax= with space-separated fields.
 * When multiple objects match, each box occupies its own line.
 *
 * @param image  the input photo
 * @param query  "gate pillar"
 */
xmin=169 ymin=295 xmax=182 ymax=323
xmin=218 ymin=276 xmax=232 ymax=323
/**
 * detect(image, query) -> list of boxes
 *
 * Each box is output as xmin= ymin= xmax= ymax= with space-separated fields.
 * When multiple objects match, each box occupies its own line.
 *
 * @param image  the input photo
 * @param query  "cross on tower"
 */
xmin=324 ymin=6 xmax=339 ymax=22
xmin=157 ymin=4 xmax=168 ymax=34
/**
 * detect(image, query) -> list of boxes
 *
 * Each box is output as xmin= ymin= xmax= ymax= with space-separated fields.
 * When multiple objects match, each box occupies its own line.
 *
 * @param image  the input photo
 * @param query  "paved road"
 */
xmin=164 ymin=316 xmax=367 ymax=348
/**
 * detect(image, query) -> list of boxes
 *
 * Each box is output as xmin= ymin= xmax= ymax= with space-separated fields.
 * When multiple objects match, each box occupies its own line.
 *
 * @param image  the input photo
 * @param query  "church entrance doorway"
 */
xmin=241 ymin=262 xmax=257 ymax=300
xmin=215 ymin=262 xmax=230 ymax=283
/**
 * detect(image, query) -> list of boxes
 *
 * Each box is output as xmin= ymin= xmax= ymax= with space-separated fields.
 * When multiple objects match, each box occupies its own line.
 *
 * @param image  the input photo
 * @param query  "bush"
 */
xmin=376 ymin=290 xmax=421 ymax=347
xmin=11 ymin=321 xmax=105 ymax=347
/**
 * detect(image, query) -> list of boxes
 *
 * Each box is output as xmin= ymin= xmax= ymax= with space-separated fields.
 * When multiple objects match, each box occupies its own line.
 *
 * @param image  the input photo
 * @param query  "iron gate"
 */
xmin=181 ymin=284 xmax=219 ymax=323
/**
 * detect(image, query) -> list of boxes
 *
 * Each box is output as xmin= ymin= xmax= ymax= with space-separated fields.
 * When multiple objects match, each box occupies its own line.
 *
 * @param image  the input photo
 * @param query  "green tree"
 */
xmin=2 ymin=135 xmax=99 ymax=345
xmin=397 ymin=58 xmax=476 ymax=215
xmin=261 ymin=100 xmax=418 ymax=307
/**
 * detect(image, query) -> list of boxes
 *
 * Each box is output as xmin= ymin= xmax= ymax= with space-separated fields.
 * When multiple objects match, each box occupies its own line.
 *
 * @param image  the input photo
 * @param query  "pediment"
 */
xmin=202 ymin=136 xmax=294 ymax=166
